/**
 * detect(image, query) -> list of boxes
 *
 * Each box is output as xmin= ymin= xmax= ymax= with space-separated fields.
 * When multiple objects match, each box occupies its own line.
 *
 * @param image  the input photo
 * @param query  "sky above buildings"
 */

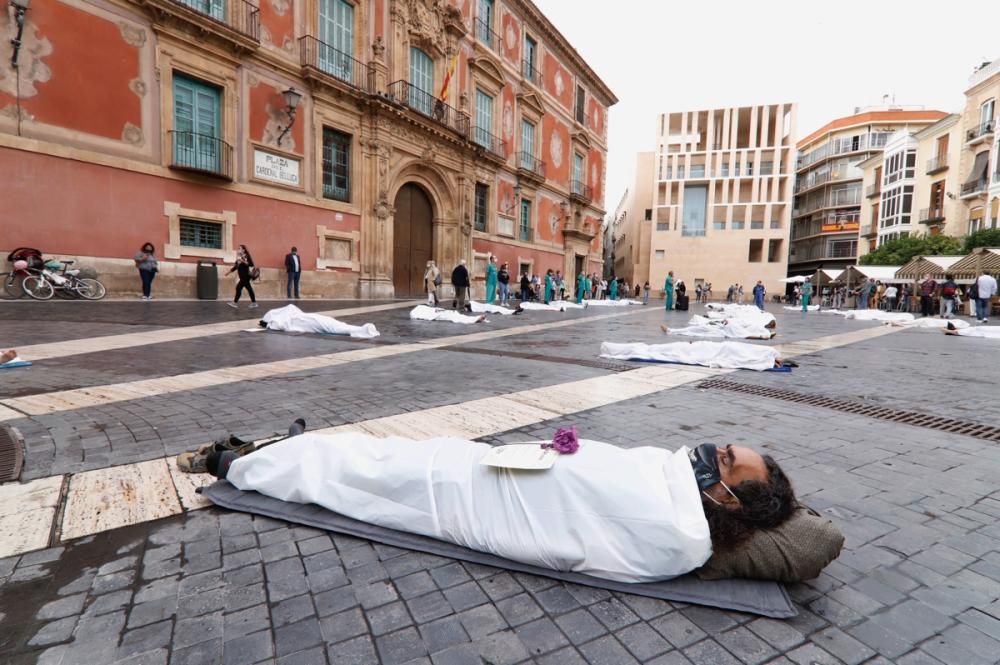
xmin=533 ymin=0 xmax=1000 ymax=214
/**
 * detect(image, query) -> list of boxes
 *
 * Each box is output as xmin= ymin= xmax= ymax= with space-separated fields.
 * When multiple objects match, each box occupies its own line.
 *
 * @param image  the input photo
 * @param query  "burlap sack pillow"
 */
xmin=695 ymin=505 xmax=844 ymax=583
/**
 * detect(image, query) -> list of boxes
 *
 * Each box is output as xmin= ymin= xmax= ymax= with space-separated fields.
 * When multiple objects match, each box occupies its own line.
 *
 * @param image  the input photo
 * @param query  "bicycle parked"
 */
xmin=1 ymin=248 xmax=106 ymax=300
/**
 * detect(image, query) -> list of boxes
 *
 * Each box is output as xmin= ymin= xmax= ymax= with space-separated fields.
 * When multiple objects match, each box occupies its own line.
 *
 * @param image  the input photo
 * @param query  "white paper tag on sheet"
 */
xmin=479 ymin=443 xmax=558 ymax=470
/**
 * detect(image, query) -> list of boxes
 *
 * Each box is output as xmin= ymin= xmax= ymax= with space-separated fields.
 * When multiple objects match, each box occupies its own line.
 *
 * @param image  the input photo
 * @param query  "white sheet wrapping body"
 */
xmin=583 ymin=299 xmax=644 ymax=307
xmin=949 ymin=325 xmax=1000 ymax=338
xmin=519 ymin=301 xmax=586 ymax=312
xmin=468 ymin=301 xmax=516 ymax=315
xmin=262 ymin=305 xmax=379 ymax=339
xmin=227 ymin=433 xmax=712 ymax=583
xmin=601 ymin=341 xmax=780 ymax=371
xmin=409 ymin=305 xmax=484 ymax=324
xmin=668 ymin=319 xmax=773 ymax=340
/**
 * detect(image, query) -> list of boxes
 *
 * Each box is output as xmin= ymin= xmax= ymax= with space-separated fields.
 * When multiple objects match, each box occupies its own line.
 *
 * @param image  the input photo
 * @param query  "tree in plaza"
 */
xmin=962 ymin=228 xmax=1000 ymax=253
xmin=859 ymin=234 xmax=964 ymax=266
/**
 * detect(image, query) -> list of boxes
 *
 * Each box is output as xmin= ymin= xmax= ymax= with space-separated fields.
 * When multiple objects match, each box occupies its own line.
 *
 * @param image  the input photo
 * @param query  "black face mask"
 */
xmin=688 ymin=443 xmax=722 ymax=492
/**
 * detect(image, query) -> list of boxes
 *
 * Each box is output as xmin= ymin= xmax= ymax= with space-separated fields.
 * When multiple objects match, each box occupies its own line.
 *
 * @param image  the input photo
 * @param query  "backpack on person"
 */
xmin=941 ymin=284 xmax=957 ymax=298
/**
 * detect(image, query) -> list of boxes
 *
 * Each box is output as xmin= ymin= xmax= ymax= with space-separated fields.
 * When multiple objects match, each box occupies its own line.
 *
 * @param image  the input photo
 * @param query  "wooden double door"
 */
xmin=392 ymin=184 xmax=434 ymax=297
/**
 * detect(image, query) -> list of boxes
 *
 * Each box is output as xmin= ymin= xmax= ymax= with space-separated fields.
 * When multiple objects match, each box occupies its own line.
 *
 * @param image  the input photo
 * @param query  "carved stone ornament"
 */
xmin=118 ymin=22 xmax=147 ymax=48
xmin=374 ymin=196 xmax=394 ymax=220
xmin=372 ymin=36 xmax=386 ymax=61
xmin=401 ymin=0 xmax=450 ymax=56
xmin=129 ymin=78 xmax=147 ymax=98
xmin=121 ymin=122 xmax=144 ymax=146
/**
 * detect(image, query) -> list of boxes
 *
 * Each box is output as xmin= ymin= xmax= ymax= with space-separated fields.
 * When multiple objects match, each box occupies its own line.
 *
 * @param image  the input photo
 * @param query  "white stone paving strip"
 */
xmin=60 ymin=459 xmax=182 ymax=541
xmin=0 ymin=322 xmax=903 ymax=557
xmin=14 ymin=300 xmax=417 ymax=362
xmin=0 ymin=475 xmax=63 ymax=558
xmin=0 ymin=309 xmax=651 ymax=420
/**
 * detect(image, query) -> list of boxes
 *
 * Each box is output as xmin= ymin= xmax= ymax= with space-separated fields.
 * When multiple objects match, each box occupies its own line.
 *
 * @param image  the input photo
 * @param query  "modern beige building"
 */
xmin=608 ymin=152 xmax=653 ymax=283
xmin=789 ymin=108 xmax=946 ymax=274
xmin=619 ymin=104 xmax=798 ymax=296
xmin=958 ymin=58 xmax=999 ymax=234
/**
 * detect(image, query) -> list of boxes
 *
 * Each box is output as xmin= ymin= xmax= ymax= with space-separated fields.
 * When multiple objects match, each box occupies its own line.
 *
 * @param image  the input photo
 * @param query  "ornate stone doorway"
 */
xmin=392 ymin=183 xmax=434 ymax=297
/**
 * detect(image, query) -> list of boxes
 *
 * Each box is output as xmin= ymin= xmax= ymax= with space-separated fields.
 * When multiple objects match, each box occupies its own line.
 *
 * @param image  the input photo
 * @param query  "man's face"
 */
xmin=716 ymin=444 xmax=768 ymax=486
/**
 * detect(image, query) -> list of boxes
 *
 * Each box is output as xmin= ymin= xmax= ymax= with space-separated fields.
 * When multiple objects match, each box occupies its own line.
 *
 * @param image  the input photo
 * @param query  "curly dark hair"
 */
xmin=702 ymin=455 xmax=797 ymax=553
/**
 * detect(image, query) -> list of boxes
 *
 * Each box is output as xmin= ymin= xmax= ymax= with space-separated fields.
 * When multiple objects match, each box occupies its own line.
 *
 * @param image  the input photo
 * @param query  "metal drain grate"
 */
xmin=699 ymin=379 xmax=1000 ymax=442
xmin=0 ymin=425 xmax=24 ymax=482
xmin=449 ymin=346 xmax=637 ymax=372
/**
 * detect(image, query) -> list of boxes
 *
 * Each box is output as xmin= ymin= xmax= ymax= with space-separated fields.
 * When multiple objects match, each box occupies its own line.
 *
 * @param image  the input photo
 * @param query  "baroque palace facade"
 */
xmin=0 ymin=0 xmax=615 ymax=297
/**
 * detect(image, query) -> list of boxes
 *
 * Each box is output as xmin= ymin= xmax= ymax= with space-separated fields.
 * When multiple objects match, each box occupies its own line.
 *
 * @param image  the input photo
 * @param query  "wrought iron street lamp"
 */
xmin=9 ymin=0 xmax=31 ymax=69
xmin=275 ymin=87 xmax=303 ymax=146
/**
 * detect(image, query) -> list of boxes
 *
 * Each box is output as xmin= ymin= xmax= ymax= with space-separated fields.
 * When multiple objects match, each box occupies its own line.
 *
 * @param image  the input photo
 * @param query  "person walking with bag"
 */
xmin=227 ymin=245 xmax=258 ymax=309
xmin=284 ymin=246 xmax=301 ymax=299
xmin=133 ymin=242 xmax=158 ymax=301
xmin=423 ymin=260 xmax=440 ymax=306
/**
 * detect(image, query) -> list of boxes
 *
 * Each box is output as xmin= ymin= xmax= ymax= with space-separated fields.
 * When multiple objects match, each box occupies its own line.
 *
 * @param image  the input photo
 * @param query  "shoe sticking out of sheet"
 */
xmin=0 ymin=358 xmax=32 ymax=369
xmin=184 ymin=418 xmax=309 ymax=476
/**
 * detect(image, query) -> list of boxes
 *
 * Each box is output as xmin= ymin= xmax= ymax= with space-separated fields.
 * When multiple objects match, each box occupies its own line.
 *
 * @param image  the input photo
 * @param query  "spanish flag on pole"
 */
xmin=439 ymin=53 xmax=459 ymax=102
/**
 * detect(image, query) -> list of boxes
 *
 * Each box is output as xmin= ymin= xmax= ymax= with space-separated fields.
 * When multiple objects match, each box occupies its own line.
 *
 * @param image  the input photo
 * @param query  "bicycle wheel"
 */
xmin=75 ymin=278 xmax=107 ymax=300
xmin=0 ymin=272 xmax=24 ymax=299
xmin=22 ymin=274 xmax=54 ymax=300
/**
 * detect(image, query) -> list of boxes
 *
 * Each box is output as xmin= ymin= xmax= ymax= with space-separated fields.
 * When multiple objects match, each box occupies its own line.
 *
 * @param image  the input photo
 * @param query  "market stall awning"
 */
xmin=948 ymin=248 xmax=1000 ymax=277
xmin=844 ymin=265 xmax=907 ymax=285
xmin=894 ymin=255 xmax=965 ymax=280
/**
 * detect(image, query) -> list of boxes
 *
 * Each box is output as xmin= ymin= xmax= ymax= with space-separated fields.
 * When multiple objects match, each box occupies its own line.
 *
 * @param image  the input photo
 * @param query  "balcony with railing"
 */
xmin=797 ymin=133 xmax=886 ymax=172
xmin=926 ymin=154 xmax=948 ymax=175
xmin=960 ymin=178 xmax=989 ymax=198
xmin=918 ymin=207 xmax=945 ymax=224
xmin=472 ymin=126 xmax=506 ymax=162
xmin=384 ymin=81 xmax=470 ymax=137
xmin=516 ymin=151 xmax=545 ymax=183
xmin=995 ymin=168 xmax=1000 ymax=184
xmin=475 ymin=18 xmax=501 ymax=54
xmin=522 ymin=59 xmax=541 ymax=87
xmin=169 ymin=130 xmax=233 ymax=180
xmin=569 ymin=179 xmax=592 ymax=204
xmin=146 ymin=0 xmax=260 ymax=49
xmin=300 ymin=37 xmax=371 ymax=95
xmin=966 ymin=120 xmax=995 ymax=145
xmin=865 ymin=182 xmax=881 ymax=199
xmin=860 ymin=224 xmax=876 ymax=238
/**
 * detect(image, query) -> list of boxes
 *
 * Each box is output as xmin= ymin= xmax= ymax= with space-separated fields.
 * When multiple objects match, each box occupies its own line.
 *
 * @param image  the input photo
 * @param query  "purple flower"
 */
xmin=542 ymin=426 xmax=580 ymax=454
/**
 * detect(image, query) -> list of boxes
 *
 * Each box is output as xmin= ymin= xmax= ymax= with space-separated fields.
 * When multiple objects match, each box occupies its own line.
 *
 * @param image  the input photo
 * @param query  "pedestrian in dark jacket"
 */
xmin=284 ymin=246 xmax=301 ymax=299
xmin=520 ymin=272 xmax=531 ymax=302
xmin=227 ymin=245 xmax=257 ymax=309
xmin=452 ymin=259 xmax=470 ymax=311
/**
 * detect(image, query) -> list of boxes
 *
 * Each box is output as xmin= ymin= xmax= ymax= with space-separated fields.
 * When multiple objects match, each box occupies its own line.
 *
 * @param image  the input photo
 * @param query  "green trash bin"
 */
xmin=196 ymin=261 xmax=218 ymax=300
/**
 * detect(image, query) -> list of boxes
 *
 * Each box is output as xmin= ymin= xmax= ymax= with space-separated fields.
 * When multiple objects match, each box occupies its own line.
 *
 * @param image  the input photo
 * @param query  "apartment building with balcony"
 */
xmin=789 ymin=108 xmax=946 ymax=274
xmin=0 ymin=0 xmax=615 ymax=297
xmin=628 ymin=104 xmax=797 ymax=296
xmin=958 ymin=58 xmax=1000 ymax=234
xmin=607 ymin=152 xmax=654 ymax=284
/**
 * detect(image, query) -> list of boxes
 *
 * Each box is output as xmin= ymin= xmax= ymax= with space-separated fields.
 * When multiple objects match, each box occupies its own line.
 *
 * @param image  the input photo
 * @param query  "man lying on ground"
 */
xmin=410 ymin=305 xmax=486 ymax=324
xmin=660 ymin=317 xmax=776 ymax=340
xmin=943 ymin=321 xmax=1000 ymax=338
xmin=260 ymin=304 xmax=379 ymax=339
xmin=0 ymin=349 xmax=16 ymax=364
xmin=210 ymin=429 xmax=808 ymax=583
xmin=601 ymin=340 xmax=795 ymax=371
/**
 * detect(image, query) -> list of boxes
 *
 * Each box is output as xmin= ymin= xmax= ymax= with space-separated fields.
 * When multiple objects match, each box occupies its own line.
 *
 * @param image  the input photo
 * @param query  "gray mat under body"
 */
xmin=201 ymin=480 xmax=796 ymax=618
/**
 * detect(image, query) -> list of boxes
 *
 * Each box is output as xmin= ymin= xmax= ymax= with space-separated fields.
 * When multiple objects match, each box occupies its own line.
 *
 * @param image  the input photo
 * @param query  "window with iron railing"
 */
xmin=180 ymin=218 xmax=223 ymax=249
xmin=474 ymin=183 xmax=488 ymax=232
xmin=519 ymin=198 xmax=532 ymax=241
xmin=322 ymin=128 xmax=350 ymax=201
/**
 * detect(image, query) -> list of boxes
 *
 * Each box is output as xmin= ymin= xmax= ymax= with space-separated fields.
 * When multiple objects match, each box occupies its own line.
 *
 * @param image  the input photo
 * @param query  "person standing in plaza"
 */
xmin=519 ymin=271 xmax=531 ymax=302
xmin=555 ymin=271 xmax=565 ymax=300
xmin=919 ymin=274 xmax=937 ymax=317
xmin=133 ymin=242 xmax=158 ymax=301
xmin=227 ymin=245 xmax=257 ymax=309
xmin=497 ymin=262 xmax=510 ymax=305
xmin=752 ymin=280 xmax=766 ymax=311
xmin=800 ymin=277 xmax=813 ymax=312
xmin=585 ymin=273 xmax=593 ymax=301
xmin=608 ymin=275 xmax=618 ymax=301
xmin=452 ymin=259 xmax=470 ymax=311
xmin=543 ymin=269 xmax=554 ymax=304
xmin=664 ymin=271 xmax=675 ymax=310
xmin=883 ymin=283 xmax=898 ymax=312
xmin=643 ymin=281 xmax=651 ymax=305
xmin=737 ymin=284 xmax=744 ymax=304
xmin=423 ymin=260 xmax=440 ymax=306
xmin=485 ymin=255 xmax=498 ymax=304
xmin=575 ymin=271 xmax=586 ymax=304
xmin=939 ymin=273 xmax=958 ymax=319
xmin=856 ymin=278 xmax=872 ymax=310
xmin=284 ymin=246 xmax=301 ymax=300
xmin=975 ymin=271 xmax=997 ymax=323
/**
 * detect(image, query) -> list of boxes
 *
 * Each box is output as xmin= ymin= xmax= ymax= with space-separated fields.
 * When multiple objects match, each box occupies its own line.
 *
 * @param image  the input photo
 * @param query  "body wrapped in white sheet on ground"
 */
xmin=668 ymin=318 xmax=773 ymax=340
xmin=227 ymin=433 xmax=712 ymax=583
xmin=261 ymin=305 xmax=380 ymax=339
xmin=409 ymin=305 xmax=484 ymax=324
xmin=600 ymin=340 xmax=780 ymax=371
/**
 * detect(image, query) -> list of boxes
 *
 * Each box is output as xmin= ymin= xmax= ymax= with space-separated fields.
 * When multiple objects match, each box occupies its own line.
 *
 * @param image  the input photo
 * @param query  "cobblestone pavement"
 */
xmin=1 ymin=300 xmax=999 ymax=664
